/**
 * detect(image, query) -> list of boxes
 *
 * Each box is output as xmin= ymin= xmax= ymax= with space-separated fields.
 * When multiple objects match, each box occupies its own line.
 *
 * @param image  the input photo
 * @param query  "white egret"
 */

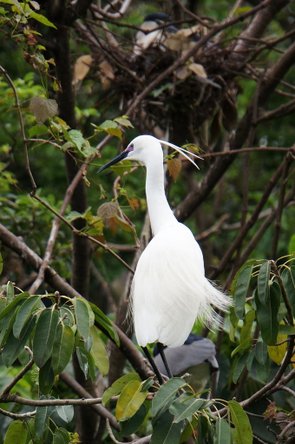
xmin=99 ymin=135 xmax=231 ymax=382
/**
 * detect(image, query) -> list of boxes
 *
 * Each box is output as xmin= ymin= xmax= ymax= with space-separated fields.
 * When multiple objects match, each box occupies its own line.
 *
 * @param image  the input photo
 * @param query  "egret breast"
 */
xmin=131 ymin=223 xmax=207 ymax=347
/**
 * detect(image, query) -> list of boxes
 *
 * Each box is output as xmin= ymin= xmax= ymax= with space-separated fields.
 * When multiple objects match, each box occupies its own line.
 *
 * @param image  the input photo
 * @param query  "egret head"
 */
xmin=98 ymin=135 xmax=201 ymax=173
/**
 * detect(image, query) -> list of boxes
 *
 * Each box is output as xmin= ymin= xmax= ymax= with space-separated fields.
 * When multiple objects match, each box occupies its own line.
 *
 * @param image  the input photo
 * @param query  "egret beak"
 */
xmin=97 ymin=149 xmax=129 ymax=173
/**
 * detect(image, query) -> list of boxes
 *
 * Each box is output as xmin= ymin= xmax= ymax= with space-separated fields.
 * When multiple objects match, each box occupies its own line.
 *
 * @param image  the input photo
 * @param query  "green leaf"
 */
xmin=232 ymin=354 xmax=248 ymax=384
xmin=151 ymin=410 xmax=184 ymax=444
xmin=1 ymin=316 xmax=35 ymax=366
xmin=257 ymin=260 xmax=271 ymax=305
xmin=228 ymin=400 xmax=253 ymax=444
xmin=255 ymin=281 xmax=280 ymax=345
xmin=33 ymin=308 xmax=59 ymax=367
xmin=0 ymin=292 xmax=27 ymax=321
xmin=4 ymin=420 xmax=28 ymax=444
xmin=75 ymin=342 xmax=96 ymax=380
xmin=120 ymin=404 xmax=147 ymax=436
xmin=90 ymin=302 xmax=119 ymax=345
xmin=231 ymin=309 xmax=255 ymax=357
xmin=56 ymin=405 xmax=74 ymax=423
xmin=281 ymin=264 xmax=295 ymax=317
xmin=233 ymin=263 xmax=253 ymax=318
xmin=214 ymin=418 xmax=232 ymax=444
xmin=114 ymin=115 xmax=134 ymax=128
xmin=13 ymin=295 xmax=41 ymax=338
xmin=90 ymin=325 xmax=109 ymax=376
xmin=115 ymin=380 xmax=147 ymax=421
xmin=29 ymin=10 xmax=57 ymax=28
xmin=39 ymin=358 xmax=54 ymax=394
xmin=66 ymin=129 xmax=85 ymax=152
xmin=53 ymin=428 xmax=70 ymax=444
xmin=102 ymin=373 xmax=140 ymax=406
xmin=171 ymin=398 xmax=208 ymax=423
xmin=35 ymin=405 xmax=50 ymax=439
xmin=52 ymin=323 xmax=75 ymax=375
xmin=74 ymin=297 xmax=94 ymax=341
xmin=97 ymin=120 xmax=122 ymax=139
xmin=6 ymin=281 xmax=15 ymax=303
xmin=152 ymin=378 xmax=187 ymax=417
xmin=28 ymin=123 xmax=48 ymax=137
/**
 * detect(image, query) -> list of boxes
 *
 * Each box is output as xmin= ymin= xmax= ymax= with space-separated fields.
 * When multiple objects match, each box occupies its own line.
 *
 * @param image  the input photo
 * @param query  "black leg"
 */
xmin=142 ymin=347 xmax=164 ymax=384
xmin=158 ymin=343 xmax=173 ymax=378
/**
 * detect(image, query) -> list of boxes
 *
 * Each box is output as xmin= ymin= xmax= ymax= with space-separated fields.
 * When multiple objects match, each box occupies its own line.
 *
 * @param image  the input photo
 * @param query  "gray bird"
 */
xmin=154 ymin=334 xmax=219 ymax=392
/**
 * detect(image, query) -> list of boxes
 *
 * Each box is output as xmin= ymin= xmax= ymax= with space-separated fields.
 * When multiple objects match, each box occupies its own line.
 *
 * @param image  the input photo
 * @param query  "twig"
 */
xmin=1 ymin=348 xmax=34 ymax=396
xmin=224 ymin=188 xmax=294 ymax=287
xmin=60 ymin=372 xmax=120 ymax=430
xmin=256 ymin=99 xmax=295 ymax=124
xmin=0 ymin=65 xmax=37 ymax=192
xmin=201 ymin=146 xmax=293 ymax=159
xmin=280 ymin=386 xmax=295 ymax=398
xmin=0 ymin=223 xmax=81 ymax=297
xmin=31 ymin=193 xmax=134 ymax=273
xmin=241 ymin=337 xmax=295 ymax=408
xmin=277 ymin=420 xmax=295 ymax=443
xmin=211 ymin=153 xmax=293 ymax=280
xmin=0 ymin=407 xmax=36 ymax=419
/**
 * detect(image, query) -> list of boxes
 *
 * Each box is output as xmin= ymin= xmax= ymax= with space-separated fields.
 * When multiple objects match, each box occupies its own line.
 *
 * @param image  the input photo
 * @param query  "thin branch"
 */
xmin=0 ymin=222 xmax=81 ymax=298
xmin=278 ymin=420 xmax=295 ymax=443
xmin=31 ymin=193 xmax=134 ymax=273
xmin=256 ymin=98 xmax=295 ymax=124
xmin=0 ymin=65 xmax=36 ymax=191
xmin=1 ymin=349 xmax=34 ymax=396
xmin=241 ymin=337 xmax=295 ymax=408
xmin=224 ymin=190 xmax=294 ymax=287
xmin=0 ymin=407 xmax=36 ymax=419
xmin=211 ymin=153 xmax=293 ymax=280
xmin=60 ymin=372 xmax=120 ymax=430
xmin=201 ymin=146 xmax=293 ymax=159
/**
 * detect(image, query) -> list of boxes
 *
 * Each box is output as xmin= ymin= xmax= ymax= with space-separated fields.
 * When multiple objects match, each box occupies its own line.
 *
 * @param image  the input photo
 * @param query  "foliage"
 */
xmin=0 ymin=1 xmax=294 ymax=443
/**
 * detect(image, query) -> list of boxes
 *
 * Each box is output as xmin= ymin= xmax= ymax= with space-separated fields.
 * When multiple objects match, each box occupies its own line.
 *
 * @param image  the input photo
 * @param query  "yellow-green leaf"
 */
xmin=267 ymin=333 xmax=288 ymax=365
xmin=228 ymin=400 xmax=253 ymax=444
xmin=102 ymin=373 xmax=140 ymax=406
xmin=115 ymin=380 xmax=147 ymax=421
xmin=90 ymin=325 xmax=109 ymax=376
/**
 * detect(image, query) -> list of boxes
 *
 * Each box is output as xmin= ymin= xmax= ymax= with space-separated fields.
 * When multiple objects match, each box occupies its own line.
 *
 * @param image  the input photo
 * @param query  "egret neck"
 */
xmin=145 ymin=151 xmax=177 ymax=236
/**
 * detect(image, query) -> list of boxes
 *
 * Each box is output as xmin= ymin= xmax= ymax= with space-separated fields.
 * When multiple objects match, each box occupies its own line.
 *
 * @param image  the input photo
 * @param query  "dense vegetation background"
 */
xmin=0 ymin=0 xmax=294 ymax=443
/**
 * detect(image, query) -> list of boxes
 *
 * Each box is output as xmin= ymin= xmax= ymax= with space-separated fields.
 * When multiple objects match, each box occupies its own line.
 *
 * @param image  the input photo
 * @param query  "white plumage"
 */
xmin=99 ymin=135 xmax=231 ymax=348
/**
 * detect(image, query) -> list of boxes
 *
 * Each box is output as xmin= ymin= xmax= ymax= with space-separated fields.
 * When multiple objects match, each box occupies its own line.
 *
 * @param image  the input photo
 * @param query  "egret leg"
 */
xmin=142 ymin=347 xmax=164 ymax=385
xmin=158 ymin=343 xmax=173 ymax=378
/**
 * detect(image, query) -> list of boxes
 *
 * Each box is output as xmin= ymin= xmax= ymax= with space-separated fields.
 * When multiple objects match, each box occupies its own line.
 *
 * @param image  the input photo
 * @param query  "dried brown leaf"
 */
xmin=29 ymin=97 xmax=58 ymax=123
xmin=188 ymin=63 xmax=207 ymax=78
xmin=73 ymin=55 xmax=93 ymax=85
xmin=167 ymin=157 xmax=182 ymax=181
